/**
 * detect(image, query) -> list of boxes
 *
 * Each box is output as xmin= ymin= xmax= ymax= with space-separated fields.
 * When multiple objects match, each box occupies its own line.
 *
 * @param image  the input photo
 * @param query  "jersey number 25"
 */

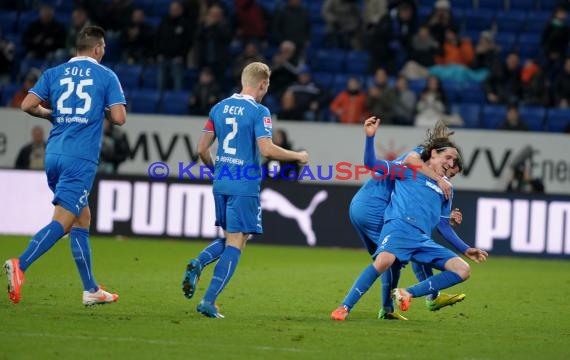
xmin=57 ymin=77 xmax=93 ymax=115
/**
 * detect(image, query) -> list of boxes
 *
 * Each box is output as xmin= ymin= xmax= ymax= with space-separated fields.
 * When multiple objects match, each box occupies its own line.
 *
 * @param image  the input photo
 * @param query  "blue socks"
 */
xmin=407 ymin=271 xmax=463 ymax=298
xmin=412 ymin=262 xmax=438 ymax=300
xmin=381 ymin=264 xmax=401 ymax=312
xmin=203 ymin=245 xmax=241 ymax=304
xmin=70 ymin=227 xmax=98 ymax=292
xmin=342 ymin=264 xmax=381 ymax=310
xmin=197 ymin=238 xmax=226 ymax=268
xmin=19 ymin=221 xmax=65 ymax=272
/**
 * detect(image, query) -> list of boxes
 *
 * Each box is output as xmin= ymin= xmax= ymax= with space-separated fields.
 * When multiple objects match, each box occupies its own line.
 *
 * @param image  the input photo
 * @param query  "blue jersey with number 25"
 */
xmin=203 ymin=93 xmax=272 ymax=196
xmin=29 ymin=56 xmax=126 ymax=164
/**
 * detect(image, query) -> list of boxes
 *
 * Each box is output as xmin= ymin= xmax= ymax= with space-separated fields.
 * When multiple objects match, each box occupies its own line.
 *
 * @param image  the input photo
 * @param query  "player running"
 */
xmin=4 ymin=26 xmax=126 ymax=306
xmin=181 ymin=62 xmax=308 ymax=318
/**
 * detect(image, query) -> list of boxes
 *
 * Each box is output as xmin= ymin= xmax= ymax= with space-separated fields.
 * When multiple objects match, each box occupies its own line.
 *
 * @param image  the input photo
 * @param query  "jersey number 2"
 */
xmin=222 ymin=117 xmax=237 ymax=155
xmin=57 ymin=77 xmax=93 ymax=115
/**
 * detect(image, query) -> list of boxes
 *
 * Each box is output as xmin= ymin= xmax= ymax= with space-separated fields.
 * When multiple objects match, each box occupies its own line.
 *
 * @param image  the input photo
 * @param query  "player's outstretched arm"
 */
xmin=197 ymin=131 xmax=216 ymax=167
xmin=402 ymin=152 xmax=451 ymax=199
xmin=257 ymin=137 xmax=308 ymax=164
xmin=21 ymin=93 xmax=52 ymax=121
xmin=106 ymin=104 xmax=126 ymax=126
xmin=437 ymin=217 xmax=470 ymax=254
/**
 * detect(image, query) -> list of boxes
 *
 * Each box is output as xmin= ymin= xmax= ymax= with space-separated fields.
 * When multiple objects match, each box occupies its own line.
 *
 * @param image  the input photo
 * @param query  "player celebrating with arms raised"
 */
xmin=4 ymin=26 xmax=126 ymax=306
xmin=182 ymin=62 xmax=309 ymax=318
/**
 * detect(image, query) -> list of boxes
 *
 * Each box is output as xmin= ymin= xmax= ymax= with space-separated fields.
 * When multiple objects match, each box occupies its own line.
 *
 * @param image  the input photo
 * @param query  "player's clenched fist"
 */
xmin=297 ymin=150 xmax=309 ymax=165
xmin=364 ymin=116 xmax=381 ymax=137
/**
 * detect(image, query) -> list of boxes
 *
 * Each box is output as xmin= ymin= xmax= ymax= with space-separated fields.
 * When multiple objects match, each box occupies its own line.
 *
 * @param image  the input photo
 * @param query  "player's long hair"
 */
xmin=422 ymin=119 xmax=455 ymax=147
xmin=420 ymin=137 xmax=463 ymax=173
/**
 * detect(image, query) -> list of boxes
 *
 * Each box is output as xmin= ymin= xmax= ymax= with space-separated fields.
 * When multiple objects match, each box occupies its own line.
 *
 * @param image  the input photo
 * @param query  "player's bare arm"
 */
xmin=21 ymin=93 xmax=52 ymax=121
xmin=197 ymin=131 xmax=216 ymax=167
xmin=363 ymin=116 xmax=380 ymax=137
xmin=257 ymin=137 xmax=309 ymax=164
xmin=106 ymin=104 xmax=127 ymax=126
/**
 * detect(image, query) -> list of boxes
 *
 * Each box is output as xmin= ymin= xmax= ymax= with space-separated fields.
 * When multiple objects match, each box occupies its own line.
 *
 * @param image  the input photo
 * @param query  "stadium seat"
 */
xmin=408 ymin=79 xmax=427 ymax=96
xmin=145 ymin=16 xmax=161 ymax=29
xmin=311 ymin=49 xmax=346 ymax=73
xmin=538 ymin=0 xmax=559 ymax=10
xmin=345 ymin=51 xmax=370 ymax=75
xmin=309 ymin=25 xmax=327 ymax=50
xmin=312 ymin=72 xmax=334 ymax=88
xmin=482 ymin=105 xmax=508 ymax=129
xmin=18 ymin=58 xmax=50 ymax=81
xmin=451 ymin=103 xmax=481 ymax=128
xmin=129 ymin=89 xmax=161 ymax=113
xmin=441 ymin=80 xmax=462 ymax=103
xmin=0 ymin=11 xmax=18 ymax=34
xmin=518 ymin=106 xmax=546 ymax=131
xmin=140 ymin=65 xmax=158 ymax=89
xmin=114 ymin=64 xmax=143 ymax=89
xmin=478 ymin=0 xmax=506 ymax=10
xmin=453 ymin=0 xmax=474 ymax=10
xmin=150 ymin=0 xmax=171 ymax=17
xmin=495 ymin=32 xmax=518 ymax=53
xmin=546 ymin=108 xmax=570 ymax=132
xmin=508 ymin=0 xmax=536 ymax=11
xmin=160 ymin=90 xmax=190 ymax=115
xmin=1 ymin=83 xmax=21 ymax=106
xmin=463 ymin=9 xmax=495 ymax=32
xmin=461 ymin=83 xmax=486 ymax=104
xmin=262 ymin=93 xmax=279 ymax=114
xmin=135 ymin=0 xmax=155 ymax=15
xmin=525 ymin=11 xmax=552 ymax=32
xmin=495 ymin=11 xmax=527 ymax=33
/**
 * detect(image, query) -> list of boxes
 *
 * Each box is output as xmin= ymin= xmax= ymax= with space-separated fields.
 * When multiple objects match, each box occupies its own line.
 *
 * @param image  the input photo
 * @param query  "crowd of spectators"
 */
xmin=0 ymin=0 xmax=569 ymax=131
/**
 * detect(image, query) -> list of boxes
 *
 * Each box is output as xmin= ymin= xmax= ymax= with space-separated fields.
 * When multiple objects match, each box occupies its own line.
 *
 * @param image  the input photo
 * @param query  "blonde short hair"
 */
xmin=241 ymin=62 xmax=271 ymax=88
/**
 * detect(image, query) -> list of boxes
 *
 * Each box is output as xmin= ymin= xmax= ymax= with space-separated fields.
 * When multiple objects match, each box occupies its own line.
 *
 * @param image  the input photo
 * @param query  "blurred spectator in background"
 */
xmin=22 ymin=4 xmax=66 ymax=59
xmin=392 ymin=75 xmax=416 ymax=125
xmin=330 ymin=76 xmax=368 ymax=124
xmin=542 ymin=6 xmax=569 ymax=66
xmin=272 ymin=0 xmax=311 ymax=61
xmin=409 ymin=25 xmax=438 ymax=68
xmin=499 ymin=104 xmax=529 ymax=131
xmin=194 ymin=4 xmax=232 ymax=86
xmin=269 ymin=41 xmax=300 ymax=98
xmin=427 ymin=0 xmax=458 ymax=46
xmin=485 ymin=52 xmax=522 ymax=104
xmin=286 ymin=66 xmax=326 ymax=121
xmin=15 ymin=126 xmax=46 ymax=170
xmin=10 ymin=69 xmax=49 ymax=108
xmin=99 ymin=118 xmax=130 ymax=174
xmin=234 ymin=0 xmax=268 ymax=45
xmin=368 ymin=1 xmax=415 ymax=74
xmin=155 ymin=1 xmax=194 ymax=91
xmin=62 ymin=7 xmax=91 ymax=60
xmin=0 ymin=30 xmax=15 ymax=85
xmin=121 ymin=8 xmax=154 ymax=64
xmin=520 ymin=59 xmax=549 ymax=106
xmin=435 ymin=29 xmax=474 ymax=66
xmin=506 ymin=146 xmax=544 ymax=193
xmin=554 ymin=57 xmax=570 ymax=107
xmin=263 ymin=128 xmax=300 ymax=181
xmin=277 ymin=90 xmax=305 ymax=120
xmin=472 ymin=31 xmax=501 ymax=73
xmin=232 ymin=41 xmax=266 ymax=87
xmin=98 ymin=0 xmax=134 ymax=33
xmin=362 ymin=0 xmax=388 ymax=31
xmin=322 ymin=0 xmax=362 ymax=49
xmin=189 ymin=67 xmax=222 ymax=115
xmin=365 ymin=80 xmax=396 ymax=123
xmin=415 ymin=75 xmax=462 ymax=127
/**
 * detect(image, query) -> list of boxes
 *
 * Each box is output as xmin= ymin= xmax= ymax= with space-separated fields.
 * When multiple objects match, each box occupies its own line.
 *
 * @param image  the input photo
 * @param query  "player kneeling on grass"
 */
xmin=331 ymin=118 xmax=488 ymax=320
xmin=181 ymin=62 xmax=308 ymax=318
xmin=4 ymin=26 xmax=126 ymax=306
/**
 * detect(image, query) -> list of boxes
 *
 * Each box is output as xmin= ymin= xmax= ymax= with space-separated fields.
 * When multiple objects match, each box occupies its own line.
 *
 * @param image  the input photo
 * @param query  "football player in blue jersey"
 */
xmin=348 ymin=120 xmax=472 ymax=320
xmin=182 ymin=62 xmax=309 ymax=318
xmin=4 ymin=26 xmax=126 ymax=306
xmin=332 ymin=117 xmax=488 ymax=320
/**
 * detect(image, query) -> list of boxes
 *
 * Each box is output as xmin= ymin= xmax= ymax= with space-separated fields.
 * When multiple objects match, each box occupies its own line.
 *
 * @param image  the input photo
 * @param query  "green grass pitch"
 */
xmin=1 ymin=235 xmax=569 ymax=360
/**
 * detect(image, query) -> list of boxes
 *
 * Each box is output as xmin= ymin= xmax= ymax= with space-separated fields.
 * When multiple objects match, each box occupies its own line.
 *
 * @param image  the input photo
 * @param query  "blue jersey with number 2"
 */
xmin=203 ymin=93 xmax=272 ymax=196
xmin=29 ymin=56 xmax=126 ymax=164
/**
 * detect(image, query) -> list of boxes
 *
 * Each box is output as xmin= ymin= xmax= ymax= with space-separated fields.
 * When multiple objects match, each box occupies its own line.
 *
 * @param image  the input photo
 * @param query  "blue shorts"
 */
xmin=214 ymin=194 xmax=262 ymax=234
xmin=374 ymin=219 xmax=457 ymax=270
xmin=45 ymin=154 xmax=97 ymax=216
xmin=349 ymin=195 xmax=388 ymax=255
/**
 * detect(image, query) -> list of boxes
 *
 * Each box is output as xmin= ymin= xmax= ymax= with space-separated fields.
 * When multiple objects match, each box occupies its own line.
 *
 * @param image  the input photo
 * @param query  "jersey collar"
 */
xmin=231 ymin=93 xmax=255 ymax=101
xmin=68 ymin=56 xmax=99 ymax=64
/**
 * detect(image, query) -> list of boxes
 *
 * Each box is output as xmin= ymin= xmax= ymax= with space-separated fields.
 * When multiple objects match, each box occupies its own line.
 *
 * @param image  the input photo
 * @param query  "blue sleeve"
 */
xmin=106 ymin=70 xmax=126 ymax=107
xmin=364 ymin=136 xmax=392 ymax=176
xmin=255 ymin=106 xmax=272 ymax=139
xmin=437 ymin=218 xmax=470 ymax=254
xmin=29 ymin=70 xmax=50 ymax=101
